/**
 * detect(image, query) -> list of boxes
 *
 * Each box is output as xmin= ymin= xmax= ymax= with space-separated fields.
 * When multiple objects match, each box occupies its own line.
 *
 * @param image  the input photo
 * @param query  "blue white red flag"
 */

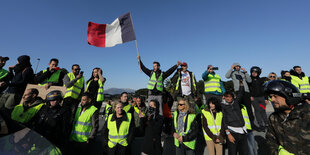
xmin=87 ymin=12 xmax=136 ymax=47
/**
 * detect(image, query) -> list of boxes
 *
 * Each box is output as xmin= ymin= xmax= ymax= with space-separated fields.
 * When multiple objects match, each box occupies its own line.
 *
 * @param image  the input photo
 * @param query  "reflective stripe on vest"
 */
xmin=204 ymin=74 xmax=221 ymax=93
xmin=278 ymin=145 xmax=294 ymax=155
xmin=38 ymin=70 xmax=61 ymax=86
xmin=85 ymin=80 xmax=104 ymax=102
xmin=241 ymin=105 xmax=252 ymax=130
xmin=147 ymin=72 xmax=163 ymax=92
xmin=0 ymin=69 xmax=9 ymax=80
xmin=173 ymin=111 xmax=196 ymax=150
xmin=134 ymin=106 xmax=145 ymax=117
xmin=64 ymin=72 xmax=84 ymax=99
xmin=107 ymin=113 xmax=132 ymax=148
xmin=11 ymin=103 xmax=44 ymax=123
xmin=104 ymin=104 xmax=112 ymax=121
xmin=71 ymin=106 xmax=97 ymax=142
xmin=201 ymin=110 xmax=223 ymax=141
xmin=175 ymin=72 xmax=197 ymax=91
xmin=291 ymin=75 xmax=310 ymax=93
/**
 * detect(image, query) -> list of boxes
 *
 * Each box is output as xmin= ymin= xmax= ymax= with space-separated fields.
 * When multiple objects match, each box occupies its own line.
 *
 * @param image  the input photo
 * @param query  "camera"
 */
xmin=212 ymin=67 xmax=218 ymax=70
xmin=80 ymin=71 xmax=84 ymax=75
xmin=235 ymin=74 xmax=243 ymax=81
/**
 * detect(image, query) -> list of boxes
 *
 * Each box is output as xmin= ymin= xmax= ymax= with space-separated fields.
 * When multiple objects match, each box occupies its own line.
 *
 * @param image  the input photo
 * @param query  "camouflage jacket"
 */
xmin=266 ymin=103 xmax=310 ymax=155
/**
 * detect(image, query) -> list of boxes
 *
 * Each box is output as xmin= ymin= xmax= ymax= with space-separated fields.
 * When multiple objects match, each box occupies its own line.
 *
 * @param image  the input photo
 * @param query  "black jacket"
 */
xmin=30 ymin=104 xmax=71 ymax=147
xmin=139 ymin=59 xmax=178 ymax=95
xmin=172 ymin=111 xmax=199 ymax=149
xmin=248 ymin=76 xmax=266 ymax=97
xmin=7 ymin=67 xmax=34 ymax=94
xmin=171 ymin=69 xmax=197 ymax=98
xmin=141 ymin=114 xmax=164 ymax=155
xmin=220 ymin=94 xmax=245 ymax=130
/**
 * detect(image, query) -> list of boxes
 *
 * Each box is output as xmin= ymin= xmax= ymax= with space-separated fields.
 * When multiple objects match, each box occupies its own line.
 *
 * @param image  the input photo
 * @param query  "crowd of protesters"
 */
xmin=0 ymin=55 xmax=309 ymax=155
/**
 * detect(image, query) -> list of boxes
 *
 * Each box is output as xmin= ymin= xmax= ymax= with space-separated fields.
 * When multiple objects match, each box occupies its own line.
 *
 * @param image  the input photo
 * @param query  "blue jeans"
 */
xmin=175 ymin=143 xmax=195 ymax=155
xmin=247 ymin=131 xmax=257 ymax=155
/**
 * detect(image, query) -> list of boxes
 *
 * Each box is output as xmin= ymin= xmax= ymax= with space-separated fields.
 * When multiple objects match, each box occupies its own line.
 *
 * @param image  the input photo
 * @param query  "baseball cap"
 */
xmin=181 ymin=62 xmax=187 ymax=66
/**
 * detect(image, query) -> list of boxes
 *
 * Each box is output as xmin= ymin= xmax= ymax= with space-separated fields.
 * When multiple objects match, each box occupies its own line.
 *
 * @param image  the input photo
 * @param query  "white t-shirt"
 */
xmin=181 ymin=71 xmax=191 ymax=96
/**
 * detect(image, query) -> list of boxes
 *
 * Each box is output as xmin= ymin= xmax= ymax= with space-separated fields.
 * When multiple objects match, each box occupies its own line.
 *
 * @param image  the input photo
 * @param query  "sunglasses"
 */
xmin=178 ymin=104 xmax=185 ymax=106
xmin=74 ymin=69 xmax=81 ymax=71
xmin=269 ymin=76 xmax=276 ymax=78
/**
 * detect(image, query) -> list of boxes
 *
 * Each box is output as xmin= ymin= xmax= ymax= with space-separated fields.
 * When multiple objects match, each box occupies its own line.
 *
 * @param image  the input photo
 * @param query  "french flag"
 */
xmin=87 ymin=12 xmax=136 ymax=47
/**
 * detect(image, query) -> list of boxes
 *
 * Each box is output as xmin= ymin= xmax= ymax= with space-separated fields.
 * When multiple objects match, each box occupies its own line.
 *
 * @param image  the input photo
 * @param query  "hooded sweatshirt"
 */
xmin=225 ymin=62 xmax=252 ymax=92
xmin=7 ymin=55 xmax=34 ymax=94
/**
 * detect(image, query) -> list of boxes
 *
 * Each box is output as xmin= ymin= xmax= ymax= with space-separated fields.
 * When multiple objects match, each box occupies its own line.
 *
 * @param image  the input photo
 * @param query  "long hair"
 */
xmin=87 ymin=67 xmax=102 ymax=83
xmin=206 ymin=97 xmax=222 ymax=112
xmin=178 ymin=98 xmax=190 ymax=113
xmin=135 ymin=96 xmax=146 ymax=107
xmin=112 ymin=100 xmax=122 ymax=111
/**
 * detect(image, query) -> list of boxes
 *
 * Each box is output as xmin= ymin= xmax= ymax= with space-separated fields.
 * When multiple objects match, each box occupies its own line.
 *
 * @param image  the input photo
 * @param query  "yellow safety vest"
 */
xmin=278 ymin=145 xmax=294 ymax=155
xmin=71 ymin=106 xmax=98 ymax=142
xmin=290 ymin=75 xmax=310 ymax=93
xmin=104 ymin=104 xmax=112 ymax=121
xmin=38 ymin=69 xmax=61 ymax=86
xmin=64 ymin=72 xmax=84 ymax=99
xmin=134 ymin=106 xmax=145 ymax=117
xmin=85 ymin=79 xmax=104 ymax=102
xmin=204 ymin=74 xmax=222 ymax=93
xmin=147 ymin=72 xmax=163 ymax=92
xmin=173 ymin=111 xmax=196 ymax=150
xmin=11 ymin=103 xmax=44 ymax=123
xmin=0 ymin=68 xmax=9 ymax=80
xmin=175 ymin=72 xmax=196 ymax=91
xmin=241 ymin=105 xmax=252 ymax=130
xmin=123 ymin=103 xmax=132 ymax=113
xmin=201 ymin=110 xmax=223 ymax=141
xmin=107 ymin=113 xmax=132 ymax=148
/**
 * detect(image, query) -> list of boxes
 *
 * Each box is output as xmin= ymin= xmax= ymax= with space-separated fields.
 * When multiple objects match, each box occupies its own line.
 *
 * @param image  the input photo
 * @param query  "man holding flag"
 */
xmin=137 ymin=56 xmax=181 ymax=115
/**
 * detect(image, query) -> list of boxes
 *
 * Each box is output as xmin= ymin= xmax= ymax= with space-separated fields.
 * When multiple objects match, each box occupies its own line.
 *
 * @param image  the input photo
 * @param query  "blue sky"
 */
xmin=1 ymin=0 xmax=310 ymax=90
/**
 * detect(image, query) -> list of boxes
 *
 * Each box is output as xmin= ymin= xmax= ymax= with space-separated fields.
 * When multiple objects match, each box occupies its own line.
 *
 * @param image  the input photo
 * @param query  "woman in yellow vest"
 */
xmin=133 ymin=96 xmax=147 ymax=137
xmin=85 ymin=67 xmax=106 ymax=109
xmin=173 ymin=98 xmax=198 ymax=155
xmin=102 ymin=101 xmax=135 ymax=155
xmin=201 ymin=97 xmax=225 ymax=155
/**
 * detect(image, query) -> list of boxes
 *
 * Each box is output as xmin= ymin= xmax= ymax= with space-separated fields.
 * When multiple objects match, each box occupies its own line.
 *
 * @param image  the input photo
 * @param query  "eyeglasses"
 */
xmin=178 ymin=104 xmax=185 ymax=106
xmin=269 ymin=76 xmax=276 ymax=78
xmin=74 ymin=69 xmax=80 ymax=71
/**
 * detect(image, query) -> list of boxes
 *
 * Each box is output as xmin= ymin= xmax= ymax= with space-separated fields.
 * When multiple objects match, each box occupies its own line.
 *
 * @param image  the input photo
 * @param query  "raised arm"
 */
xmin=137 ymin=56 xmax=152 ymax=76
xmin=162 ymin=61 xmax=181 ymax=79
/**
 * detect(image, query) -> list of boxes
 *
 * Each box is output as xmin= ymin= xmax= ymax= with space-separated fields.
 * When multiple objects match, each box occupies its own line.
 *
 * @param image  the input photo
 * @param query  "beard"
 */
xmin=275 ymin=104 xmax=290 ymax=111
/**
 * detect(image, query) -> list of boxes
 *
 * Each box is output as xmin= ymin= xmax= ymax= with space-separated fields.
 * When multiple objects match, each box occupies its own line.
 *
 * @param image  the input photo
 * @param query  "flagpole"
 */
xmin=135 ymin=40 xmax=142 ymax=72
xmin=129 ymin=12 xmax=141 ymax=72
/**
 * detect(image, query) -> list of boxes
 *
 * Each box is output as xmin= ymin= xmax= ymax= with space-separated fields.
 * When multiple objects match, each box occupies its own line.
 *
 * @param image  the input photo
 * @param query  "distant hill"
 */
xmin=104 ymin=88 xmax=136 ymax=95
